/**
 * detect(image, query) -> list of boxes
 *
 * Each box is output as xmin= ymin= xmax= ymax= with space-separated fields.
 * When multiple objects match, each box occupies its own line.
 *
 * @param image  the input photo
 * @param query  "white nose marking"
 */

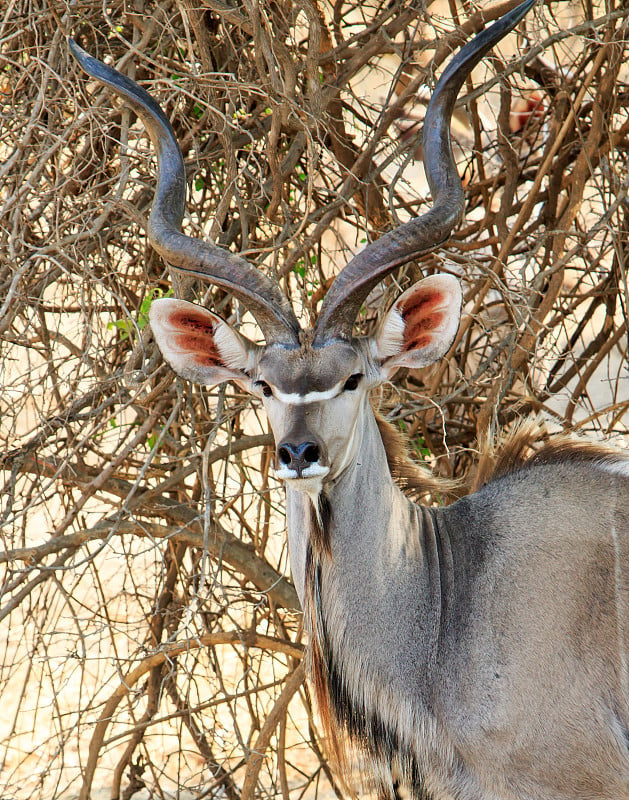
xmin=274 ymin=463 xmax=330 ymax=481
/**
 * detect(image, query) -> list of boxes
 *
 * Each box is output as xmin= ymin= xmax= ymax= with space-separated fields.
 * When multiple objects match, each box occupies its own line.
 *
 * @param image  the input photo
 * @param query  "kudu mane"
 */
xmin=377 ymin=411 xmax=626 ymax=501
xmin=472 ymin=419 xmax=627 ymax=490
xmin=374 ymin=410 xmax=460 ymax=502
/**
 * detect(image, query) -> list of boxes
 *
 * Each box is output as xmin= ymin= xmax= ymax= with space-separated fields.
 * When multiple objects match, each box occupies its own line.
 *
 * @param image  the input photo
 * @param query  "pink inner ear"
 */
xmin=170 ymin=310 xmax=224 ymax=368
xmin=172 ymin=310 xmax=217 ymax=335
xmin=398 ymin=291 xmax=446 ymax=352
xmin=174 ymin=333 xmax=224 ymax=367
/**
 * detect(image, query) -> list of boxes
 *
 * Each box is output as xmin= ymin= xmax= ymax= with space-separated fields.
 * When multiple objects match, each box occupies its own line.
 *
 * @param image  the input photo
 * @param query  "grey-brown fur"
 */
xmin=296 ymin=409 xmax=629 ymax=800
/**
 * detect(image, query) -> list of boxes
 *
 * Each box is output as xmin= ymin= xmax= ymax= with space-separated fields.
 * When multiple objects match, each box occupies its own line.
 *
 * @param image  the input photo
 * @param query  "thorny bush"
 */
xmin=1 ymin=0 xmax=628 ymax=798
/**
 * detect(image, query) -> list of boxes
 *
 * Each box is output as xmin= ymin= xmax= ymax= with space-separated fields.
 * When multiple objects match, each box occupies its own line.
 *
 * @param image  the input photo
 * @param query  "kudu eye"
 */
xmin=255 ymin=380 xmax=273 ymax=398
xmin=343 ymin=373 xmax=363 ymax=392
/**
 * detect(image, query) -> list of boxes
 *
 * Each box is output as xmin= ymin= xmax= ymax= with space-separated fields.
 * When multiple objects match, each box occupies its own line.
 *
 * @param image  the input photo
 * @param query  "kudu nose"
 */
xmin=277 ymin=441 xmax=321 ymax=476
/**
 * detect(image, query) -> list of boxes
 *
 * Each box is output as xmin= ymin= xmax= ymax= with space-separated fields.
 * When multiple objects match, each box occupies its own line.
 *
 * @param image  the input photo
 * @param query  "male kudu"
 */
xmin=70 ymin=1 xmax=629 ymax=797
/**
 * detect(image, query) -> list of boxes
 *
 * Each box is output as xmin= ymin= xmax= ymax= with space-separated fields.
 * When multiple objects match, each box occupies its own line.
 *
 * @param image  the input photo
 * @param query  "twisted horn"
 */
xmin=313 ymin=0 xmax=535 ymax=343
xmin=68 ymin=39 xmax=301 ymax=345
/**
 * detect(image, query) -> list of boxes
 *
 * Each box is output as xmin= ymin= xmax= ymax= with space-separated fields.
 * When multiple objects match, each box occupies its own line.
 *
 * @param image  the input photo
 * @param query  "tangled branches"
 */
xmin=1 ymin=0 xmax=628 ymax=798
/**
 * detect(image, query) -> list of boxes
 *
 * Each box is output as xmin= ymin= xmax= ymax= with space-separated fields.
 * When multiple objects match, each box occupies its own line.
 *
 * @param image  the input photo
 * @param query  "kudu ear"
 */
xmin=373 ymin=274 xmax=462 ymax=379
xmin=149 ymin=298 xmax=257 ymax=390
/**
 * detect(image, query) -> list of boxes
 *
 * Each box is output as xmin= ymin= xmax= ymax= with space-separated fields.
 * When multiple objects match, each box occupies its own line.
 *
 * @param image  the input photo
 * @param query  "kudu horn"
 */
xmin=68 ymin=38 xmax=301 ymax=346
xmin=314 ymin=0 xmax=535 ymax=343
xmin=69 ymin=0 xmax=533 ymax=345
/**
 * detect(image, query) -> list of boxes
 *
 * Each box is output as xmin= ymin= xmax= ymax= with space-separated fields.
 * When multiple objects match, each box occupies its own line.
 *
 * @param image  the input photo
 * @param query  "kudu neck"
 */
xmin=324 ymin=400 xmax=401 ymax=507
xmin=285 ymin=401 xmax=414 ymax=604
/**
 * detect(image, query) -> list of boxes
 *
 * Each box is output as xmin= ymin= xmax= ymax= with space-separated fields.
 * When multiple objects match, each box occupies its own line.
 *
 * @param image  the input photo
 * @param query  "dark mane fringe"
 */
xmin=374 ymin=409 xmax=460 ymax=503
xmin=306 ymin=537 xmax=425 ymax=799
xmin=309 ymin=493 xmax=332 ymax=557
xmin=303 ymin=508 xmax=352 ymax=786
xmin=472 ymin=418 xmax=627 ymax=491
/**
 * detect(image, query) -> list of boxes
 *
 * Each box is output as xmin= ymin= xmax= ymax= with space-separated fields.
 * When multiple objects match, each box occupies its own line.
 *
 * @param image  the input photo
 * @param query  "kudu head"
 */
xmin=69 ymin=0 xmax=533 ymax=495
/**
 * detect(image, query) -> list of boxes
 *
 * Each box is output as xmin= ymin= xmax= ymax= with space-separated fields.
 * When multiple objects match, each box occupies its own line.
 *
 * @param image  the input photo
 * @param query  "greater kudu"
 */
xmin=70 ymin=2 xmax=629 ymax=797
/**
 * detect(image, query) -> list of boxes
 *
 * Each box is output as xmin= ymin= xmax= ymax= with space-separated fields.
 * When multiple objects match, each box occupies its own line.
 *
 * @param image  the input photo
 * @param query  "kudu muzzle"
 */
xmin=277 ymin=440 xmax=324 ymax=477
xmin=275 ymin=409 xmax=328 ymax=478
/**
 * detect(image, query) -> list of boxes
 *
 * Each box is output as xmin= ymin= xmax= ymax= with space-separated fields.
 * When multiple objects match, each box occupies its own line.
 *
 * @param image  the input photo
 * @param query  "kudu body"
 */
xmin=70 ymin=3 xmax=629 ymax=797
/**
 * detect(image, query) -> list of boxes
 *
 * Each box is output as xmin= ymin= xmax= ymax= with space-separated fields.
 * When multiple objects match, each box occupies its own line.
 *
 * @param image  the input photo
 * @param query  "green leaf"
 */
xmin=107 ymin=318 xmax=133 ymax=340
xmin=138 ymin=287 xmax=173 ymax=329
xmin=412 ymin=437 xmax=431 ymax=460
xmin=108 ymin=287 xmax=173 ymax=341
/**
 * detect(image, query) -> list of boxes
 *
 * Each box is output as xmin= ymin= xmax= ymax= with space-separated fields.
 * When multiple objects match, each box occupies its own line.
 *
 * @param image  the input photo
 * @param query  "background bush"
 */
xmin=1 ymin=0 xmax=628 ymax=797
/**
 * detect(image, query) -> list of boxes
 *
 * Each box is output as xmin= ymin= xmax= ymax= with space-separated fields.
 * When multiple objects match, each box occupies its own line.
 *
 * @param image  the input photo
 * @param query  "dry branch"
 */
xmin=1 ymin=0 xmax=628 ymax=798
